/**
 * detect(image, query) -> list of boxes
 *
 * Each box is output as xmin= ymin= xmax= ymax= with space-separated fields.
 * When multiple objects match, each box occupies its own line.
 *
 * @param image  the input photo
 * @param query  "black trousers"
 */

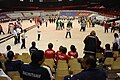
xmin=105 ymin=28 xmax=108 ymax=33
xmin=0 ymin=30 xmax=5 ymax=34
xmin=21 ymin=39 xmax=26 ymax=49
xmin=14 ymin=36 xmax=18 ymax=45
xmin=17 ymin=34 xmax=20 ymax=43
xmin=38 ymin=34 xmax=40 ymax=40
xmin=65 ymin=32 xmax=71 ymax=38
xmin=80 ymin=27 xmax=85 ymax=31
xmin=111 ymin=27 xmax=115 ymax=33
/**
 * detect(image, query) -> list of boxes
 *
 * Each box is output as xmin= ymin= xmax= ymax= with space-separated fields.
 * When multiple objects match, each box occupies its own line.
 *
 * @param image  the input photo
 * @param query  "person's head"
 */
xmin=105 ymin=43 xmax=110 ymax=50
xmin=114 ymin=33 xmax=119 ymax=38
xmin=37 ymin=26 xmax=39 ymax=28
xmin=48 ymin=43 xmax=53 ymax=49
xmin=59 ymin=46 xmax=63 ymax=52
xmin=90 ymin=30 xmax=96 ymax=36
xmin=7 ymin=51 xmax=14 ymax=61
xmin=70 ymin=45 xmax=76 ymax=52
xmin=31 ymin=41 xmax=36 ymax=47
xmin=31 ymin=50 xmax=45 ymax=65
xmin=81 ymin=55 xmax=96 ymax=69
xmin=61 ymin=47 xmax=67 ymax=54
xmin=23 ymin=29 xmax=27 ymax=33
xmin=6 ymin=45 xmax=11 ymax=51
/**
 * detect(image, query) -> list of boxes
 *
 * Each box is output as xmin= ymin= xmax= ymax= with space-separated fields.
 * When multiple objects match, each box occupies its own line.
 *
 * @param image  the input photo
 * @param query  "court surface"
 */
xmin=0 ymin=19 xmax=116 ymax=58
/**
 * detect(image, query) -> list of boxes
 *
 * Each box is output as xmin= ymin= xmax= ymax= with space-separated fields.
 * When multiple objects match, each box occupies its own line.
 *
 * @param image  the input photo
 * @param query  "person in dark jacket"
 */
xmin=84 ymin=30 xmax=101 ymax=57
xmin=20 ymin=50 xmax=51 ymax=80
xmin=71 ymin=55 xmax=107 ymax=80
xmin=4 ymin=51 xmax=23 ymax=72
xmin=29 ymin=41 xmax=38 ymax=55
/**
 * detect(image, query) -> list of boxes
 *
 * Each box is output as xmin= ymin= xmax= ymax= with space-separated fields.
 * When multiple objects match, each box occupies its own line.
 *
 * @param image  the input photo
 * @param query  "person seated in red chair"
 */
xmin=68 ymin=45 xmax=78 ymax=58
xmin=45 ymin=43 xmax=55 ymax=59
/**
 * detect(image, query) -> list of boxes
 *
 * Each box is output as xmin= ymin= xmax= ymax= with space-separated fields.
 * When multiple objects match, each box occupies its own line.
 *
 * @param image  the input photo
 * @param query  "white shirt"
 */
xmin=0 ymin=69 xmax=11 ymax=80
xmin=16 ymin=28 xmax=21 ymax=34
xmin=4 ymin=50 xmax=10 ymax=58
xmin=37 ymin=28 xmax=41 ymax=34
xmin=66 ymin=27 xmax=71 ymax=32
xmin=21 ymin=33 xmax=26 ymax=39
xmin=13 ymin=30 xmax=18 ymax=37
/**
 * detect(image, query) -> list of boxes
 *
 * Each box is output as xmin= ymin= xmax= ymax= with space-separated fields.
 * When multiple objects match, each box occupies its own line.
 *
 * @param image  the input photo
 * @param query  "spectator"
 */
xmin=3 ymin=45 xmax=12 ymax=58
xmin=20 ymin=50 xmax=51 ymax=80
xmin=4 ymin=51 xmax=23 ymax=72
xmin=0 ymin=62 xmax=11 ymax=80
xmin=68 ymin=45 xmax=78 ymax=58
xmin=64 ymin=70 xmax=73 ymax=80
xmin=29 ymin=41 xmax=38 ymax=55
xmin=56 ymin=46 xmax=71 ymax=63
xmin=103 ymin=44 xmax=113 ymax=61
xmin=84 ymin=30 xmax=101 ymax=57
xmin=45 ymin=43 xmax=55 ymax=59
xmin=55 ymin=46 xmax=64 ymax=57
xmin=118 ymin=23 xmax=120 ymax=33
xmin=112 ymin=33 xmax=119 ymax=51
xmin=71 ymin=55 xmax=107 ymax=80
xmin=0 ymin=25 xmax=5 ymax=35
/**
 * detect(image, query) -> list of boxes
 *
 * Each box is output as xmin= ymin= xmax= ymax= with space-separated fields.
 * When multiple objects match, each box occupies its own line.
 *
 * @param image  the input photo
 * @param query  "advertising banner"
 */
xmin=60 ymin=12 xmax=77 ymax=16
xmin=76 ymin=12 xmax=91 ymax=16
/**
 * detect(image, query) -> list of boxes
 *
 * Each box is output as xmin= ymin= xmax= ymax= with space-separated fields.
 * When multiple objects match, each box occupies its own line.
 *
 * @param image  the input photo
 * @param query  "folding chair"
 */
xmin=7 ymin=71 xmax=20 ymax=79
xmin=0 ymin=77 xmax=8 ymax=80
xmin=13 ymin=76 xmax=22 ymax=80
xmin=21 ymin=53 xmax=31 ymax=63
xmin=44 ymin=58 xmax=55 ymax=72
xmin=56 ymin=69 xmax=69 ymax=80
xmin=104 ymin=57 xmax=114 ymax=66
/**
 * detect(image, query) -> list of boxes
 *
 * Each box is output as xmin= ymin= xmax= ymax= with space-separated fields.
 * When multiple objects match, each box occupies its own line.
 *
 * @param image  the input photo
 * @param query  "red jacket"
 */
xmin=45 ymin=49 xmax=55 ymax=59
xmin=104 ymin=23 xmax=109 ymax=28
xmin=68 ymin=51 xmax=78 ymax=58
xmin=55 ymin=51 xmax=71 ymax=63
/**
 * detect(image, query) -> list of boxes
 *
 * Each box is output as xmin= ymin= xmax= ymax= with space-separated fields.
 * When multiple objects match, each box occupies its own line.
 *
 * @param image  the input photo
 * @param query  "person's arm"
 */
xmin=42 ymin=65 xmax=55 ymax=80
xmin=84 ymin=36 xmax=89 ymax=44
xmin=0 ymin=69 xmax=12 ymax=80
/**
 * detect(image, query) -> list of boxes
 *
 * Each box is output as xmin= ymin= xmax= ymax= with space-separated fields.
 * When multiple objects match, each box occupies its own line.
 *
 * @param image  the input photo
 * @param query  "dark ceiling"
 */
xmin=0 ymin=0 xmax=120 ymax=13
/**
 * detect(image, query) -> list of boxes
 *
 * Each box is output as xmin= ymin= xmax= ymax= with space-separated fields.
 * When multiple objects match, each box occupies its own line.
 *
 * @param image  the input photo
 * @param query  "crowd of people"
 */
xmin=0 ymin=29 xmax=120 ymax=80
xmin=1 ymin=16 xmax=120 ymax=80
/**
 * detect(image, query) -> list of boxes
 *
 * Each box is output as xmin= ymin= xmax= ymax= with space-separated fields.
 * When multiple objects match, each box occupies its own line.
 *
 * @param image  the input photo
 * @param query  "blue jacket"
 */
xmin=20 ymin=62 xmax=51 ymax=80
xmin=71 ymin=68 xmax=107 ymax=80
